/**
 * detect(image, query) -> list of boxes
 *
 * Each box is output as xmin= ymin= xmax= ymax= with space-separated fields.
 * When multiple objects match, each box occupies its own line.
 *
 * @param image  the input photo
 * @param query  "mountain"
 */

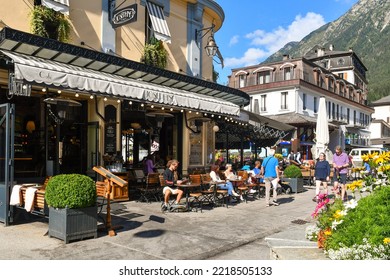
xmin=264 ymin=0 xmax=390 ymax=103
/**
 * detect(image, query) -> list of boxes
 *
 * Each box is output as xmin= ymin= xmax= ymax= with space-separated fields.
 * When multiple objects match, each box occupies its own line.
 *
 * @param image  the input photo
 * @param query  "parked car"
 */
xmin=349 ymin=148 xmax=383 ymax=167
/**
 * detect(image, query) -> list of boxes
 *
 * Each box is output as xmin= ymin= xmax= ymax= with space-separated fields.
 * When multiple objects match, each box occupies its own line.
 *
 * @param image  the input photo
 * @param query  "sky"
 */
xmin=213 ymin=0 xmax=359 ymax=85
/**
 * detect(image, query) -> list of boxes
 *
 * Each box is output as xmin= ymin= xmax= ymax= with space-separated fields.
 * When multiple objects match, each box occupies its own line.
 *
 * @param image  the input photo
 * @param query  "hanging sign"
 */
xmin=111 ymin=4 xmax=137 ymax=28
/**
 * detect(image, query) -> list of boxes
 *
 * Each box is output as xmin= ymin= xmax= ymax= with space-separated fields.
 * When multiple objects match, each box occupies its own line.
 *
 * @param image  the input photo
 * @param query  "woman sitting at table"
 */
xmin=210 ymin=164 xmax=240 ymax=198
xmin=224 ymin=163 xmax=236 ymax=180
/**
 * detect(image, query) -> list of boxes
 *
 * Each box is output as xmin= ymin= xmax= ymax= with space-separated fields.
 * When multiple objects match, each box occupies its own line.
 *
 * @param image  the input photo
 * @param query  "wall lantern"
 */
xmin=196 ymin=24 xmax=218 ymax=57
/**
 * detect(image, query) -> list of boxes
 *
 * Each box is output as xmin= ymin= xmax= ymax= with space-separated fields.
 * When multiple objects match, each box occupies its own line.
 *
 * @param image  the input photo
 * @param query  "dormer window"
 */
xmin=280 ymin=62 xmax=295 ymax=81
xmin=253 ymin=66 xmax=274 ymax=85
xmin=235 ymin=70 xmax=248 ymax=88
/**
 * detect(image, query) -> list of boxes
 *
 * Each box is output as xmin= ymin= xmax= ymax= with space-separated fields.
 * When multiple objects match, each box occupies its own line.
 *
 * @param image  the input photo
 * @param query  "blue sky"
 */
xmin=213 ymin=0 xmax=359 ymax=85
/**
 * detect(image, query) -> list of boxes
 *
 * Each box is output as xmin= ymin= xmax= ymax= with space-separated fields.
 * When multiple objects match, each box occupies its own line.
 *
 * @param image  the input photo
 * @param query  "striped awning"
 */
xmin=42 ymin=0 xmax=69 ymax=15
xmin=1 ymin=50 xmax=240 ymax=116
xmin=146 ymin=1 xmax=171 ymax=43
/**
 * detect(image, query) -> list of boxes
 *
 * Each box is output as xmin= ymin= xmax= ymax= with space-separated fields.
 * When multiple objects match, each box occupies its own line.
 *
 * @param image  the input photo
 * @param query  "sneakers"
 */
xmin=266 ymin=200 xmax=279 ymax=207
xmin=249 ymin=189 xmax=257 ymax=194
xmin=239 ymin=195 xmax=244 ymax=202
xmin=161 ymin=204 xmax=168 ymax=211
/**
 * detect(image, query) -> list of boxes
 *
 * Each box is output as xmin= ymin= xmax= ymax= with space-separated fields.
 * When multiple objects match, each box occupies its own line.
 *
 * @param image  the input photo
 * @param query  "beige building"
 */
xmin=0 ymin=0 xmax=250 ymax=200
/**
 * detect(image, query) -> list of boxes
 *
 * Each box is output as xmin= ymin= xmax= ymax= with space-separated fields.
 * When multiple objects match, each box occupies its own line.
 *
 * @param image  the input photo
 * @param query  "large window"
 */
xmin=303 ymin=93 xmax=307 ymax=110
xmin=257 ymin=71 xmax=271 ymax=84
xmin=260 ymin=95 xmax=267 ymax=112
xmin=281 ymin=92 xmax=288 ymax=110
xmin=313 ymin=97 xmax=317 ymax=113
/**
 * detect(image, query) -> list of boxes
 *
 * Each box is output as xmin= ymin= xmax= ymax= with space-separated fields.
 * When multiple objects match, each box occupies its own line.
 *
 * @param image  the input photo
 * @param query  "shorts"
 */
xmin=333 ymin=173 xmax=347 ymax=184
xmin=315 ymin=178 xmax=328 ymax=182
xmin=163 ymin=186 xmax=180 ymax=195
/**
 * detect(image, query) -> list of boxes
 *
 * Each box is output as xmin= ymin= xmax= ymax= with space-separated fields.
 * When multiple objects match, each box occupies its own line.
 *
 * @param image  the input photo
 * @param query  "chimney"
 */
xmin=329 ymin=44 xmax=334 ymax=51
xmin=283 ymin=54 xmax=290 ymax=60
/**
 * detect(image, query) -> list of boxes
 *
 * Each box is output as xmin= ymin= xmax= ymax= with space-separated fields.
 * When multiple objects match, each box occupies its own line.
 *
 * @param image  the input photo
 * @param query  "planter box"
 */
xmin=49 ymin=206 xmax=97 ymax=244
xmin=283 ymin=178 xmax=304 ymax=193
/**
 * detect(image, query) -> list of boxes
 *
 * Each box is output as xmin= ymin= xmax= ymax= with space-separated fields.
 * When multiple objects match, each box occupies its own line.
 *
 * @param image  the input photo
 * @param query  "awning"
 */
xmin=146 ymin=1 xmax=171 ymax=43
xmin=244 ymin=110 xmax=294 ymax=131
xmin=1 ymin=50 xmax=240 ymax=116
xmin=42 ymin=0 xmax=70 ymax=15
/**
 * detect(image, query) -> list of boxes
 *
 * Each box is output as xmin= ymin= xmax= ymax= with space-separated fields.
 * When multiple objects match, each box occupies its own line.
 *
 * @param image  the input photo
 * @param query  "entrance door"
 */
xmin=0 ymin=103 xmax=14 ymax=226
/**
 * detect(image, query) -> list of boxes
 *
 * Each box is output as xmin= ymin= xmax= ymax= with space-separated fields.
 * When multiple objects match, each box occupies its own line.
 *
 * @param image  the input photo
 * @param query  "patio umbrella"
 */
xmin=313 ymin=96 xmax=330 ymax=161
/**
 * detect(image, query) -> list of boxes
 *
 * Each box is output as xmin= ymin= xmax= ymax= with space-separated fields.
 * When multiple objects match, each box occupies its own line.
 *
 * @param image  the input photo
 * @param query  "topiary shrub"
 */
xmin=45 ymin=174 xmax=96 ymax=208
xmin=283 ymin=164 xmax=303 ymax=178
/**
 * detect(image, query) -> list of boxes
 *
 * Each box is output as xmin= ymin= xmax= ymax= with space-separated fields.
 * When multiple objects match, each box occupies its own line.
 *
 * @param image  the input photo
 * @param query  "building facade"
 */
xmin=0 ymin=0 xmax=250 ymax=189
xmin=228 ymin=45 xmax=374 ymax=159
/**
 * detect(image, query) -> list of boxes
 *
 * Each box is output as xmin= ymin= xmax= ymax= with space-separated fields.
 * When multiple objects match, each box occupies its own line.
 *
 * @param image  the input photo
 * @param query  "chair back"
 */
xmin=146 ymin=173 xmax=160 ymax=187
xmin=189 ymin=174 xmax=202 ymax=184
xmin=159 ymin=174 xmax=165 ymax=187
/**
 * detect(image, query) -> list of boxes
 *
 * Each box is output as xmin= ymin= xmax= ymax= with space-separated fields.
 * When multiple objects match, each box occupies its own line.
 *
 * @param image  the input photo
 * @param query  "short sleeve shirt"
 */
xmin=262 ymin=156 xmax=279 ymax=178
xmin=333 ymin=152 xmax=349 ymax=174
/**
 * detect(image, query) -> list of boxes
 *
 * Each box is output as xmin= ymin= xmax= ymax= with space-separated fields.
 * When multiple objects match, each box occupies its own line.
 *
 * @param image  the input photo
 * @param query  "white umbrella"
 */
xmin=313 ymin=96 xmax=330 ymax=161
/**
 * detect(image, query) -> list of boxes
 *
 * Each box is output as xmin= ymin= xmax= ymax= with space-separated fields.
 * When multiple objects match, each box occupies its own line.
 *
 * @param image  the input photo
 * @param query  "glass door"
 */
xmin=0 ymin=103 xmax=14 ymax=226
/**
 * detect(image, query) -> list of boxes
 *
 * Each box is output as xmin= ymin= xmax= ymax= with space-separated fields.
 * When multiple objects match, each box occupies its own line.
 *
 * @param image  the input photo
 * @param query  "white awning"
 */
xmin=42 ymin=0 xmax=69 ymax=15
xmin=146 ymin=1 xmax=171 ymax=43
xmin=1 ymin=50 xmax=240 ymax=116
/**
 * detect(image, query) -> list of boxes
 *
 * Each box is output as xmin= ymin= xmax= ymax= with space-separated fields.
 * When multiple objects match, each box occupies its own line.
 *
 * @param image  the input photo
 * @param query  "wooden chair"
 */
xmin=200 ymin=173 xmax=214 ymax=206
xmin=137 ymin=173 xmax=160 ymax=203
xmin=159 ymin=174 xmax=179 ymax=209
xmin=188 ymin=174 xmax=204 ymax=212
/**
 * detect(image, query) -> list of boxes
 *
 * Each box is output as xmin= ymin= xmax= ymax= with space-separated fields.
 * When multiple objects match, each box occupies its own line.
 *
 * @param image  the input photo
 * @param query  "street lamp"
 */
xmin=196 ymin=24 xmax=219 ymax=57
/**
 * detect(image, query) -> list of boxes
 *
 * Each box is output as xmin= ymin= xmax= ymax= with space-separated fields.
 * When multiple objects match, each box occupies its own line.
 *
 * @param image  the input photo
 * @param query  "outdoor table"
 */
xmin=176 ymin=182 xmax=201 ymax=210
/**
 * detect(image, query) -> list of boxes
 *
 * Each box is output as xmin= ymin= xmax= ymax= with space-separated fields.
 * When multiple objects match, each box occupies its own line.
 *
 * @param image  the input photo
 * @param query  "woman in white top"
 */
xmin=210 ymin=164 xmax=240 ymax=197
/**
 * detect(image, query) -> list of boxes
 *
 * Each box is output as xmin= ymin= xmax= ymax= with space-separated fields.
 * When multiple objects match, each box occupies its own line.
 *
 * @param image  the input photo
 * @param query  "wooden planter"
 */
xmin=48 ymin=206 xmax=97 ymax=244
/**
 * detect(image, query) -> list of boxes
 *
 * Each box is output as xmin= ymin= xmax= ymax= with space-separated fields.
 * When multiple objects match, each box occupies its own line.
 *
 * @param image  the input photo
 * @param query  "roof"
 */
xmin=0 ymin=27 xmax=249 ymax=107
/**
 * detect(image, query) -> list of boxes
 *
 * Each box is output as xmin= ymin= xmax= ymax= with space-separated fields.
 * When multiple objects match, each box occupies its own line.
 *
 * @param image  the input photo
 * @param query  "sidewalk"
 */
xmin=0 ymin=186 xmax=327 ymax=260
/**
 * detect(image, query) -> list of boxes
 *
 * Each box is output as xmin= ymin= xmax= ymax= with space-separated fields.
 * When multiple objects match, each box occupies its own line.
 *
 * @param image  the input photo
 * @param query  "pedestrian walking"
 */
xmin=332 ymin=145 xmax=350 ymax=201
xmin=313 ymin=152 xmax=330 ymax=202
xmin=260 ymin=149 xmax=280 ymax=206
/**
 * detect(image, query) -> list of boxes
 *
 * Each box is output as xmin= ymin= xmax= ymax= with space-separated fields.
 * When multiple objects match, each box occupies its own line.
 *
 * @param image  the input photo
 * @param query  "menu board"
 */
xmin=189 ymin=133 xmax=202 ymax=165
xmin=104 ymin=105 xmax=117 ymax=154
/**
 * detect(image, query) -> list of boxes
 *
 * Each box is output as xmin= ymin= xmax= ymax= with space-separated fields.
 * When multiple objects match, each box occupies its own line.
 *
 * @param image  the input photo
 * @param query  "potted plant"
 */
xmin=141 ymin=38 xmax=168 ymax=69
xmin=30 ymin=5 xmax=71 ymax=42
xmin=45 ymin=174 xmax=97 ymax=243
xmin=282 ymin=164 xmax=304 ymax=193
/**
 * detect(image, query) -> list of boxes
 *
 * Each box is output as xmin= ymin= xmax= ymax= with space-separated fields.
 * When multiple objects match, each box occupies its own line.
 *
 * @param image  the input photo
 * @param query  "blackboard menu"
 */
xmin=104 ymin=105 xmax=117 ymax=154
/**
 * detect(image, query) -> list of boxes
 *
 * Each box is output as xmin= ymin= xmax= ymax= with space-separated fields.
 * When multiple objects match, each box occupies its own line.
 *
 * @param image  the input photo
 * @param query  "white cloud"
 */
xmin=229 ymin=35 xmax=239 ymax=46
xmin=247 ymin=12 xmax=325 ymax=53
xmin=225 ymin=48 xmax=268 ymax=68
xmin=225 ymin=12 xmax=325 ymax=68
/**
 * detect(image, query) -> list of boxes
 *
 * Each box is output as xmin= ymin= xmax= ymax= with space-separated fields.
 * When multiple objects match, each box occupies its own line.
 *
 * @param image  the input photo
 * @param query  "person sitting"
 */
xmin=161 ymin=159 xmax=184 ymax=211
xmin=241 ymin=161 xmax=251 ymax=171
xmin=224 ymin=163 xmax=236 ymax=180
xmin=209 ymin=164 xmax=241 ymax=198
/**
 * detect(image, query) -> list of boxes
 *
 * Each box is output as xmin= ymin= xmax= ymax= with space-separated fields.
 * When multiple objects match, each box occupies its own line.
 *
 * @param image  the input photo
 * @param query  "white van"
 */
xmin=349 ymin=148 xmax=383 ymax=167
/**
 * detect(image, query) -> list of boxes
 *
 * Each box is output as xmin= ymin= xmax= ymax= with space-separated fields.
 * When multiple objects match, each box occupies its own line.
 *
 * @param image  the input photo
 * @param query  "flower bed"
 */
xmin=307 ymin=151 xmax=390 ymax=260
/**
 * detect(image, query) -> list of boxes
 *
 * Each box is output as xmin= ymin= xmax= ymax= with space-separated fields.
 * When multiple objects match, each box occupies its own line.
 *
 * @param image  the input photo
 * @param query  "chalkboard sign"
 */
xmin=105 ymin=105 xmax=117 ymax=154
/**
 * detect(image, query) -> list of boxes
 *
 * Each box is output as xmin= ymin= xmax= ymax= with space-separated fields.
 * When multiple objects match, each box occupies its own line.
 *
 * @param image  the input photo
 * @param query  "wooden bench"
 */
xmin=19 ymin=186 xmax=47 ymax=215
xmin=15 ymin=179 xmax=108 ymax=218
